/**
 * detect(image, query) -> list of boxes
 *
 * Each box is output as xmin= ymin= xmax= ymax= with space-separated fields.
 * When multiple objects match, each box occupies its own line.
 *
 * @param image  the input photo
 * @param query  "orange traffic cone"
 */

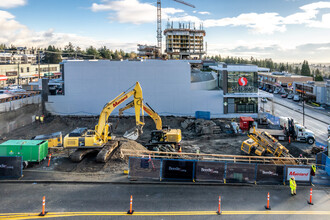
xmin=39 ymin=196 xmax=47 ymax=216
xmin=178 ymin=147 xmax=182 ymax=153
xmin=265 ymin=192 xmax=271 ymax=210
xmin=127 ymin=195 xmax=134 ymax=214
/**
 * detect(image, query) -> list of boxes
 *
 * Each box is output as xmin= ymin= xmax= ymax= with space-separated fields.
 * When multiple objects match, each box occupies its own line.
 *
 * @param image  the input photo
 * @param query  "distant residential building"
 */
xmin=164 ymin=22 xmax=206 ymax=59
xmin=137 ymin=44 xmax=160 ymax=59
xmin=0 ymin=53 xmax=37 ymax=64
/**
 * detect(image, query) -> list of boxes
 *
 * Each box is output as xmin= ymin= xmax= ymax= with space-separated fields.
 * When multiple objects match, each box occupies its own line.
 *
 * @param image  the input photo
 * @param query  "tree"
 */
xmin=42 ymin=45 xmax=62 ymax=64
xmin=314 ymin=68 xmax=323 ymax=81
xmin=294 ymin=67 xmax=300 ymax=74
xmin=98 ymin=46 xmax=112 ymax=59
xmin=86 ymin=46 xmax=100 ymax=59
xmin=301 ymin=60 xmax=311 ymax=76
xmin=64 ymin=42 xmax=75 ymax=54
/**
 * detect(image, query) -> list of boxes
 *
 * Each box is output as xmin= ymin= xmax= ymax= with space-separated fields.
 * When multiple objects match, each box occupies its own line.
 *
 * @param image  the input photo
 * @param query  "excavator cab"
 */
xmin=150 ymin=130 xmax=166 ymax=142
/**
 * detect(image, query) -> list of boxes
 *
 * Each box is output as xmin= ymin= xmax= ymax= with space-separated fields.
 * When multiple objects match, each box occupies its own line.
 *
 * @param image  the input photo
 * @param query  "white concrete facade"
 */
xmin=46 ymin=60 xmax=223 ymax=117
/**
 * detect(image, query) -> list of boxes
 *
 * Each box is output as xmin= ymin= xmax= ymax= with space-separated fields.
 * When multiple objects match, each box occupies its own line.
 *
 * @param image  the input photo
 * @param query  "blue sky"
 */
xmin=0 ymin=0 xmax=330 ymax=62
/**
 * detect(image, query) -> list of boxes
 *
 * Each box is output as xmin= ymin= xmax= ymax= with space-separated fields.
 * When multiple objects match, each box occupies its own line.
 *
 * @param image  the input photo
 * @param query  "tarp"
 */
xmin=195 ymin=161 xmax=225 ymax=182
xmin=129 ymin=157 xmax=161 ymax=180
xmin=0 ymin=156 xmax=22 ymax=179
xmin=162 ymin=159 xmax=194 ymax=180
xmin=325 ymin=156 xmax=330 ymax=176
xmin=226 ymin=163 xmax=256 ymax=183
xmin=256 ymin=164 xmax=284 ymax=184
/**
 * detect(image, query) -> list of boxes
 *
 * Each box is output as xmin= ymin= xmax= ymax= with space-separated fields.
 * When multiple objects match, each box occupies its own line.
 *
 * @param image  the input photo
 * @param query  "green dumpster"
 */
xmin=0 ymin=140 xmax=48 ymax=163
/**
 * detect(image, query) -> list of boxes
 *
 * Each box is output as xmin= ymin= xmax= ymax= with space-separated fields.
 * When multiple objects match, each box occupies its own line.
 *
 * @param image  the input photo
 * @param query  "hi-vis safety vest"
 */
xmin=290 ymin=179 xmax=296 ymax=189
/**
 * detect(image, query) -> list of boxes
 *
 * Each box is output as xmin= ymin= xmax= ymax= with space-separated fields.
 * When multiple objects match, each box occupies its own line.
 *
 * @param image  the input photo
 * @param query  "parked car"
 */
xmin=261 ymin=98 xmax=267 ymax=103
xmin=287 ymin=94 xmax=294 ymax=99
xmin=281 ymin=93 xmax=288 ymax=98
xmin=266 ymin=88 xmax=269 ymax=92
xmin=293 ymin=95 xmax=300 ymax=101
xmin=268 ymin=89 xmax=273 ymax=93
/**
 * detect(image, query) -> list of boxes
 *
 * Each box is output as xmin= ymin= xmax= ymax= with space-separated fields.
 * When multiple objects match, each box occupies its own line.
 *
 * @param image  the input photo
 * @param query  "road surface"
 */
xmin=260 ymin=93 xmax=329 ymax=144
xmin=0 ymin=183 xmax=329 ymax=220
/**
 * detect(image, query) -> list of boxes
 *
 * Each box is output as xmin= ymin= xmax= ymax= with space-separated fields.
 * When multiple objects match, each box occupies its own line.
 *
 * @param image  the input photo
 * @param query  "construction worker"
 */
xmin=35 ymin=115 xmax=39 ymax=122
xmin=40 ymin=115 xmax=44 ymax=124
xmin=311 ymin=164 xmax=316 ymax=176
xmin=290 ymin=176 xmax=297 ymax=196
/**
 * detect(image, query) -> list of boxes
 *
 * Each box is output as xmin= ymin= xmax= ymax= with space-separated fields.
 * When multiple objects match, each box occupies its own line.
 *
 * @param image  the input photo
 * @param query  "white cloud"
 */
xmin=0 ymin=10 xmax=139 ymax=52
xmin=0 ymin=0 xmax=27 ymax=9
xmin=204 ymin=13 xmax=285 ymax=34
xmin=198 ymin=11 xmax=210 ymax=15
xmin=91 ymin=0 xmax=183 ymax=24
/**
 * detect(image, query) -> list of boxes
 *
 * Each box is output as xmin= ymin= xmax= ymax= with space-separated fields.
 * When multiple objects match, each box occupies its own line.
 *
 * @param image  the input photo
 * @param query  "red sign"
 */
xmin=238 ymin=77 xmax=248 ymax=86
xmin=112 ymin=95 xmax=128 ymax=108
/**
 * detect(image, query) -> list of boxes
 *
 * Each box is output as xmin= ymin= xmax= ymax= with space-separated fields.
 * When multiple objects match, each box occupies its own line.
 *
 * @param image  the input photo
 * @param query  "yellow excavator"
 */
xmin=63 ymin=82 xmax=145 ymax=162
xmin=119 ymin=101 xmax=182 ymax=152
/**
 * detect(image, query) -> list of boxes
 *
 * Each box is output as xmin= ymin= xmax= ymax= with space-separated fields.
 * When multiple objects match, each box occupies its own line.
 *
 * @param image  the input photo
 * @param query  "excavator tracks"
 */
xmin=70 ymin=149 xmax=99 ymax=163
xmin=69 ymin=140 xmax=120 ymax=163
xmin=96 ymin=140 xmax=120 ymax=163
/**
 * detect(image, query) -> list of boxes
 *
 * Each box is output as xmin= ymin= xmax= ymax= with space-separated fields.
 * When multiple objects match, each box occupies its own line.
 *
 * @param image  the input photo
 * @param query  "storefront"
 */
xmin=211 ymin=64 xmax=263 ymax=115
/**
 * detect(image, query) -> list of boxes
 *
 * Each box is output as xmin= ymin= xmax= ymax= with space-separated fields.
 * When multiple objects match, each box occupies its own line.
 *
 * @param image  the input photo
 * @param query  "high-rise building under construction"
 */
xmin=164 ymin=22 xmax=206 ymax=59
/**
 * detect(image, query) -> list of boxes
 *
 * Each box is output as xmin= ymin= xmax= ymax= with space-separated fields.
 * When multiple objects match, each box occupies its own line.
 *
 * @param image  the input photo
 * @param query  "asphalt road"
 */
xmin=1 ymin=183 xmax=329 ymax=219
xmin=261 ymin=94 xmax=329 ymax=145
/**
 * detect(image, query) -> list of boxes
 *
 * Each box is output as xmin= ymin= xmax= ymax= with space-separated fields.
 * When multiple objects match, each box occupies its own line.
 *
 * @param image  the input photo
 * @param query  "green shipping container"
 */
xmin=0 ymin=140 xmax=48 ymax=162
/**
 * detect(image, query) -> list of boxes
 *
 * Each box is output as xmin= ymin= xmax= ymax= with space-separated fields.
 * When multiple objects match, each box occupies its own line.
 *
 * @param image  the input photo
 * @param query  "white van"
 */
xmin=293 ymin=95 xmax=300 ymax=101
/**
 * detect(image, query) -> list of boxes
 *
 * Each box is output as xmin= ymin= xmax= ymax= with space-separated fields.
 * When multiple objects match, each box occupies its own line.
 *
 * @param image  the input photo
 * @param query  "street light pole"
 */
xmin=302 ymin=83 xmax=305 ymax=126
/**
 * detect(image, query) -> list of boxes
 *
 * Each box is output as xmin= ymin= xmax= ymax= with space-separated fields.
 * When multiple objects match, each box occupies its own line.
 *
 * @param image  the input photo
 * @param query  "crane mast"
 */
xmin=157 ymin=0 xmax=195 ymax=56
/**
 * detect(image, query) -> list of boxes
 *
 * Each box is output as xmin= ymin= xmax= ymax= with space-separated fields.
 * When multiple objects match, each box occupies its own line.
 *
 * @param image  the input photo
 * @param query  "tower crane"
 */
xmin=157 ymin=0 xmax=195 ymax=54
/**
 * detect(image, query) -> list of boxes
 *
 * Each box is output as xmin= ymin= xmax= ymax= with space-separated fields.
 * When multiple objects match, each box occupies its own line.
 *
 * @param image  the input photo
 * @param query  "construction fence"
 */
xmin=129 ymin=157 xmax=312 ymax=185
xmin=0 ymin=156 xmax=23 ymax=179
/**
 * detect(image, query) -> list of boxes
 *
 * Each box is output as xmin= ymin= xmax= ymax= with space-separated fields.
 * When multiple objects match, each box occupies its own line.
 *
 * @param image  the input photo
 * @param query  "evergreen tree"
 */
xmin=301 ymin=60 xmax=311 ymax=76
xmin=314 ymin=68 xmax=323 ymax=81
xmin=42 ymin=45 xmax=62 ymax=64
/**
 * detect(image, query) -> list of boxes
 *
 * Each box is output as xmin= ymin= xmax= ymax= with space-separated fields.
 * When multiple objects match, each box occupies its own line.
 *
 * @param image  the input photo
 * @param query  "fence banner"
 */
xmin=286 ymin=166 xmax=311 ymax=183
xmin=0 ymin=156 xmax=22 ymax=179
xmin=195 ymin=161 xmax=225 ymax=182
xmin=129 ymin=157 xmax=161 ymax=180
xmin=326 ymin=156 xmax=330 ymax=176
xmin=162 ymin=159 xmax=194 ymax=180
xmin=226 ymin=163 xmax=255 ymax=183
xmin=256 ymin=164 xmax=284 ymax=184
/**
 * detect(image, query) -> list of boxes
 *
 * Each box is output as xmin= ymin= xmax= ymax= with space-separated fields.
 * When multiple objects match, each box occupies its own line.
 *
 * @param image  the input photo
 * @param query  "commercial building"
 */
xmin=211 ymin=64 xmax=270 ymax=115
xmin=259 ymin=72 xmax=313 ymax=92
xmin=46 ymin=60 xmax=267 ymax=118
xmin=293 ymin=81 xmax=329 ymax=106
xmin=0 ymin=64 xmax=60 ymax=87
xmin=137 ymin=44 xmax=160 ymax=59
xmin=164 ymin=22 xmax=205 ymax=59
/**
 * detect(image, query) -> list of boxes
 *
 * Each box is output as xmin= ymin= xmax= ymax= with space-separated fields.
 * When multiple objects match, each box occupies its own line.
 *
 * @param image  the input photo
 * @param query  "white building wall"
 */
xmin=46 ymin=60 xmax=223 ymax=117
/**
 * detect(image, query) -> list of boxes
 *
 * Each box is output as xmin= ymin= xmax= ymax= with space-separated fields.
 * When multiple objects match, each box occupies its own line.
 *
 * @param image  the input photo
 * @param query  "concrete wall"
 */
xmin=46 ymin=60 xmax=224 ymax=117
xmin=0 ymin=103 xmax=41 ymax=136
xmin=0 ymin=95 xmax=41 ymax=112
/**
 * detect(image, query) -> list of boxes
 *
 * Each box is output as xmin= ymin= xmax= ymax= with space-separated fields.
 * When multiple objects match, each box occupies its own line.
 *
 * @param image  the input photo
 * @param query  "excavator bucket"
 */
xmin=123 ymin=127 xmax=141 ymax=140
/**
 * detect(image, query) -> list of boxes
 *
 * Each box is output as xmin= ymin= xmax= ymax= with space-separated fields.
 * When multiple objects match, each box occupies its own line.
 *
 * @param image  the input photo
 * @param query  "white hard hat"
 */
xmin=291 ymin=176 xmax=295 ymax=179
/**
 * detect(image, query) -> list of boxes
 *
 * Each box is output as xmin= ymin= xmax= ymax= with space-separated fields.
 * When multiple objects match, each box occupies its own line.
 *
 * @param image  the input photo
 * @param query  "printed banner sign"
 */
xmin=163 ymin=160 xmax=194 ymax=180
xmin=0 ymin=156 xmax=22 ymax=179
xmin=195 ymin=161 xmax=225 ymax=182
xmin=256 ymin=164 xmax=284 ymax=183
xmin=286 ymin=166 xmax=311 ymax=182
xmin=226 ymin=163 xmax=255 ymax=183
